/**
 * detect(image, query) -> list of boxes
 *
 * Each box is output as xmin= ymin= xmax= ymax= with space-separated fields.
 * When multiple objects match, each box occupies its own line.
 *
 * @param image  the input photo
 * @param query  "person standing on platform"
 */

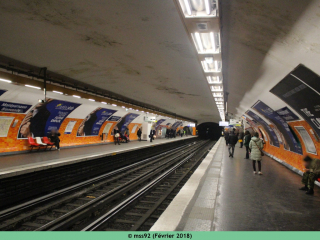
xmin=238 ymin=130 xmax=244 ymax=148
xmin=300 ymin=156 xmax=320 ymax=195
xmin=150 ymin=128 xmax=156 ymax=142
xmin=137 ymin=128 xmax=142 ymax=141
xmin=224 ymin=129 xmax=230 ymax=146
xmin=228 ymin=129 xmax=238 ymax=158
xmin=243 ymin=131 xmax=251 ymax=159
xmin=114 ymin=127 xmax=120 ymax=145
xmin=48 ymin=129 xmax=61 ymax=151
xmin=249 ymin=132 xmax=264 ymax=175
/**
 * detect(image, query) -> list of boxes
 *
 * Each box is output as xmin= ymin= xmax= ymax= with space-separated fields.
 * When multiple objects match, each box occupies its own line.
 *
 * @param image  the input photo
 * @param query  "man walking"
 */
xmin=228 ymin=129 xmax=238 ymax=158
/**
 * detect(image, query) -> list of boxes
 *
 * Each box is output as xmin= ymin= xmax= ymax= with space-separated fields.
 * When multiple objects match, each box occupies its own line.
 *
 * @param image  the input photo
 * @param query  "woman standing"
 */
xmin=113 ymin=127 xmax=120 ymax=145
xmin=243 ymin=131 xmax=251 ymax=159
xmin=249 ymin=132 xmax=264 ymax=175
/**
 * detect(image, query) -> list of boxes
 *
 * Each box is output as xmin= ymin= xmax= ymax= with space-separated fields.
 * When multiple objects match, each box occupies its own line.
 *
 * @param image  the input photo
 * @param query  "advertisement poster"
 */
xmin=270 ymin=65 xmax=320 ymax=138
xmin=243 ymin=115 xmax=259 ymax=134
xmin=295 ymin=126 xmax=317 ymax=155
xmin=0 ymin=101 xmax=32 ymax=113
xmin=246 ymin=110 xmax=280 ymax=147
xmin=0 ymin=116 xmax=14 ymax=137
xmin=107 ymin=116 xmax=122 ymax=122
xmin=0 ymin=89 xmax=7 ymax=96
xmin=77 ymin=108 xmax=117 ymax=136
xmin=131 ymin=124 xmax=139 ymax=134
xmin=18 ymin=99 xmax=81 ymax=138
xmin=102 ymin=122 xmax=114 ymax=136
xmin=155 ymin=119 xmax=166 ymax=130
xmin=64 ymin=121 xmax=77 ymax=135
xmin=252 ymin=101 xmax=302 ymax=154
xmin=171 ymin=121 xmax=183 ymax=130
xmin=116 ymin=113 xmax=140 ymax=134
xmin=276 ymin=107 xmax=300 ymax=122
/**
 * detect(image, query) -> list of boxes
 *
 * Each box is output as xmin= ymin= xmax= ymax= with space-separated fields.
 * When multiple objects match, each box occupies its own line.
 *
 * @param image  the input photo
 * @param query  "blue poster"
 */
xmin=77 ymin=108 xmax=117 ymax=136
xmin=155 ymin=119 xmax=166 ymax=130
xmin=246 ymin=110 xmax=280 ymax=147
xmin=0 ymin=89 xmax=7 ymax=96
xmin=107 ymin=115 xmax=122 ymax=122
xmin=117 ymin=113 xmax=140 ymax=134
xmin=0 ymin=101 xmax=32 ymax=113
xmin=18 ymin=99 xmax=81 ymax=138
xmin=252 ymin=101 xmax=302 ymax=154
xmin=172 ymin=121 xmax=183 ymax=130
xmin=276 ymin=107 xmax=300 ymax=122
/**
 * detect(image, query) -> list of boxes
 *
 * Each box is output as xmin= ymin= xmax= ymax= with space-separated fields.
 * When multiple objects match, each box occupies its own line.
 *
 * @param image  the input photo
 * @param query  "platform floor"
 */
xmin=152 ymin=138 xmax=320 ymax=231
xmin=0 ymin=136 xmax=196 ymax=179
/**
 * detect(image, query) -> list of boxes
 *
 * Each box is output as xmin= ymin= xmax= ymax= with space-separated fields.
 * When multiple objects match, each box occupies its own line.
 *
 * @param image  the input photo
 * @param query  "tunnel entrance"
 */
xmin=197 ymin=122 xmax=223 ymax=141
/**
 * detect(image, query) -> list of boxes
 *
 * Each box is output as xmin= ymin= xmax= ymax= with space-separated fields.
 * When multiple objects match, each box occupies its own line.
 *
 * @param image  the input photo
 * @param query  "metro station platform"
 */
xmin=0 ymin=136 xmax=196 ymax=179
xmin=151 ymin=137 xmax=320 ymax=231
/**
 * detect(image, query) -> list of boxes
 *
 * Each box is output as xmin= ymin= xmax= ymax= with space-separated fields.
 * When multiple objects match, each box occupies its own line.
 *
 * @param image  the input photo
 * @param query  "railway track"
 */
xmin=82 ymin=140 xmax=215 ymax=231
xmin=0 ymin=139 xmax=213 ymax=231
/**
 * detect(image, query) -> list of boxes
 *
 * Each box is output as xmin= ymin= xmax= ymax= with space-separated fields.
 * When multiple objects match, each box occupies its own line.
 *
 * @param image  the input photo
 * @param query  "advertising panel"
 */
xmin=270 ymin=65 xmax=320 ymax=138
xmin=246 ymin=110 xmax=280 ymax=147
xmin=18 ymin=99 xmax=81 ymax=138
xmin=77 ymin=108 xmax=117 ymax=136
xmin=252 ymin=100 xmax=302 ymax=154
xmin=275 ymin=107 xmax=300 ymax=122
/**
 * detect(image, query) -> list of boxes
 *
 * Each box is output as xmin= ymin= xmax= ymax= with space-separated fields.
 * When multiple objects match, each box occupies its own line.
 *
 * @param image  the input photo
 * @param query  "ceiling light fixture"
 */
xmin=25 ymin=85 xmax=41 ymax=89
xmin=0 ymin=78 xmax=12 ymax=83
xmin=101 ymin=102 xmax=107 ymax=104
xmin=194 ymin=32 xmax=203 ymax=52
xmin=88 ymin=99 xmax=95 ymax=102
xmin=112 ymin=104 xmax=117 ymax=106
xmin=73 ymin=95 xmax=81 ymax=98
xmin=210 ymin=32 xmax=216 ymax=52
xmin=53 ymin=91 xmax=63 ymax=94
xmin=184 ymin=0 xmax=192 ymax=15
xmin=205 ymin=0 xmax=211 ymax=15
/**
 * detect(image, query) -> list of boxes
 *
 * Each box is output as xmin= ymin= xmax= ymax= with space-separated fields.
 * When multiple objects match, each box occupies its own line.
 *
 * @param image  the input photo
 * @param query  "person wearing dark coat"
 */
xmin=150 ymin=129 xmax=156 ymax=142
xmin=228 ymin=130 xmax=238 ymax=158
xmin=114 ymin=127 xmax=120 ymax=145
xmin=243 ymin=131 xmax=251 ymax=159
xmin=48 ymin=129 xmax=61 ymax=151
xmin=137 ymin=128 xmax=142 ymax=141
xmin=224 ymin=130 xmax=230 ymax=146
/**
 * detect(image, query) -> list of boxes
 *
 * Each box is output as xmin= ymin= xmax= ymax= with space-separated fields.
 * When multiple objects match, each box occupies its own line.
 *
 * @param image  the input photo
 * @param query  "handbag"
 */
xmin=115 ymin=133 xmax=120 ymax=138
xmin=253 ymin=140 xmax=264 ymax=156
xmin=238 ymin=139 xmax=243 ymax=143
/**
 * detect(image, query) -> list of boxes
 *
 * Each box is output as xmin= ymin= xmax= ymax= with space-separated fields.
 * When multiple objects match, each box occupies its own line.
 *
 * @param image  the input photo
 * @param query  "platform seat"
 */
xmin=42 ymin=137 xmax=55 ymax=150
xmin=35 ymin=137 xmax=48 ymax=150
xmin=28 ymin=137 xmax=41 ymax=151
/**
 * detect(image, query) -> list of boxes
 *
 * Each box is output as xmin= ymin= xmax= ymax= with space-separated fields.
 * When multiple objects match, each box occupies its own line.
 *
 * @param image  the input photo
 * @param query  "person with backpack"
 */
xmin=249 ymin=132 xmax=264 ymax=175
xmin=243 ymin=131 xmax=251 ymax=159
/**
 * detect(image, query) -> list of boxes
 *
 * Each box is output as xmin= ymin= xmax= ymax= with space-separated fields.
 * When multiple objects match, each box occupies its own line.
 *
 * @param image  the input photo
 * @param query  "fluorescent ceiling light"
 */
xmin=211 ymin=86 xmax=223 ymax=92
xmin=112 ymin=104 xmax=117 ymax=106
xmin=213 ymin=92 xmax=223 ymax=97
xmin=205 ymin=0 xmax=211 ymax=15
xmin=0 ymin=78 xmax=12 ymax=83
xmin=129 ymin=108 xmax=132 ymax=110
xmin=73 ymin=95 xmax=81 ymax=98
xmin=216 ymin=101 xmax=223 ymax=104
xmin=202 ymin=60 xmax=221 ymax=72
xmin=25 ymin=85 xmax=41 ymax=89
xmin=101 ymin=102 xmax=107 ymax=104
xmin=141 ymin=111 xmax=144 ymax=112
xmin=136 ymin=109 xmax=139 ymax=111
xmin=53 ymin=91 xmax=63 ymax=94
xmin=215 ymin=97 xmax=224 ymax=101
xmin=88 ymin=99 xmax=95 ymax=102
xmin=194 ymin=32 xmax=203 ymax=52
xmin=210 ymin=32 xmax=216 ymax=52
xmin=184 ymin=0 xmax=192 ymax=15
xmin=122 ymin=106 xmax=125 ymax=108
